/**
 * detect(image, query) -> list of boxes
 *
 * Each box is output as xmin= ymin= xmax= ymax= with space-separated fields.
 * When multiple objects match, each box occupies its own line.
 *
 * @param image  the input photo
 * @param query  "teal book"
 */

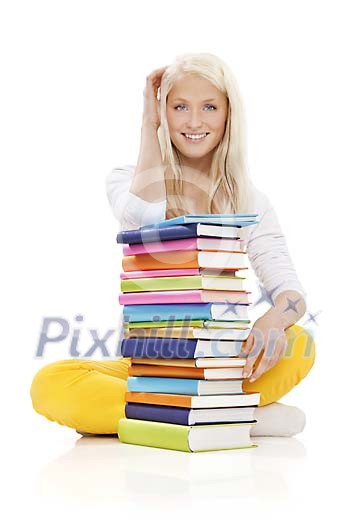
xmin=140 ymin=213 xmax=259 ymax=230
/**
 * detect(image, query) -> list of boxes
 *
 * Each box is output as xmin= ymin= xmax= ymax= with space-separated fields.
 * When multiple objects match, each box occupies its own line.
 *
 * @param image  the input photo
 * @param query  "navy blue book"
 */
xmin=125 ymin=402 xmax=258 ymax=425
xmin=121 ymin=337 xmax=243 ymax=359
xmin=117 ymin=222 xmax=246 ymax=245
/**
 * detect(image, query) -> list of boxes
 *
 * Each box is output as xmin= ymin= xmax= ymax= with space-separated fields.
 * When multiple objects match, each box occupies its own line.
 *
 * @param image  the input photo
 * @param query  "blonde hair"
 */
xmin=157 ymin=52 xmax=253 ymax=219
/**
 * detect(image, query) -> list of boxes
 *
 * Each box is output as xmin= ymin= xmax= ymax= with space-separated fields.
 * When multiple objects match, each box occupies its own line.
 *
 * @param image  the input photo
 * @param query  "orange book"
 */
xmin=125 ymin=391 xmax=260 ymax=408
xmin=122 ymin=250 xmax=247 ymax=272
xmin=128 ymin=364 xmax=244 ymax=380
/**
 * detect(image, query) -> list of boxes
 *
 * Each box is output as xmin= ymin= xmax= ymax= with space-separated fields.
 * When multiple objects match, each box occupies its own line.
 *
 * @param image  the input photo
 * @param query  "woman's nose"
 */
xmin=187 ymin=109 xmax=203 ymax=128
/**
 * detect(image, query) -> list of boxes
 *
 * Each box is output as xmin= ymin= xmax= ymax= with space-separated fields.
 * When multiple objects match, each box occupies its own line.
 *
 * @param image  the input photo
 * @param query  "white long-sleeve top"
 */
xmin=106 ymin=165 xmax=307 ymax=305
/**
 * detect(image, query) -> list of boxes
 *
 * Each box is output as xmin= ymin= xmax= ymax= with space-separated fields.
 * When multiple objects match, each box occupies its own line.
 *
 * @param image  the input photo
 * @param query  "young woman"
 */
xmin=30 ymin=53 xmax=315 ymax=437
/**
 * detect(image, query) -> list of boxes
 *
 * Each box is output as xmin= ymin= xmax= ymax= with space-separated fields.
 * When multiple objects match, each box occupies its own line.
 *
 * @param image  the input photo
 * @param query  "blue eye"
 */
xmin=174 ymin=104 xmax=217 ymax=111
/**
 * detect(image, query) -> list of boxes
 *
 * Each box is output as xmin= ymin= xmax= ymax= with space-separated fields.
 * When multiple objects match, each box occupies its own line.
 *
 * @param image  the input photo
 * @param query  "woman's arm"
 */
xmin=266 ymin=289 xmax=306 ymax=330
xmin=129 ymin=66 xmax=168 ymax=202
xmin=239 ymin=188 xmax=308 ymax=381
xmin=106 ymin=67 xmax=169 ymax=230
xmin=129 ymin=124 xmax=166 ymax=203
xmin=105 ymin=165 xmax=166 ymax=230
xmin=246 ymin=188 xmax=307 ymax=311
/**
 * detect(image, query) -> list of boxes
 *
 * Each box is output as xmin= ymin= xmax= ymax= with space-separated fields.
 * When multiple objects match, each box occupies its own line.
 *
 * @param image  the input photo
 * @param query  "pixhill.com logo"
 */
xmin=34 ymin=280 xmax=321 ymax=359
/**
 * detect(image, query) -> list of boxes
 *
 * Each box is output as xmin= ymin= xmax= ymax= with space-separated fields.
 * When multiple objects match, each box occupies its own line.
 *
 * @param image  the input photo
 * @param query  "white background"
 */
xmin=1 ymin=0 xmax=347 ymax=522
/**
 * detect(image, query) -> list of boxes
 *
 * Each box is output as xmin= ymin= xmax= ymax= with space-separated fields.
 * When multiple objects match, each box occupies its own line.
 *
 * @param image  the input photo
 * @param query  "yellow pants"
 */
xmin=30 ymin=324 xmax=316 ymax=434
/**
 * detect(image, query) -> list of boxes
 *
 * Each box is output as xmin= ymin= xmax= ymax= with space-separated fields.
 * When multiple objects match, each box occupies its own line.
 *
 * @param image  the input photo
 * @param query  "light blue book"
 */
xmin=123 ymin=303 xmax=250 ymax=323
xmin=127 ymin=376 xmax=244 ymax=395
xmin=140 ymin=213 xmax=259 ymax=230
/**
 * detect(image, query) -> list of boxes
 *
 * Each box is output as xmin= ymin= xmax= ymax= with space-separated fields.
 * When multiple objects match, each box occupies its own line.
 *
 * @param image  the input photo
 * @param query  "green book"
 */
xmin=120 ymin=275 xmax=245 ymax=293
xmin=124 ymin=319 xmax=251 ymax=329
xmin=118 ymin=418 xmax=258 ymax=453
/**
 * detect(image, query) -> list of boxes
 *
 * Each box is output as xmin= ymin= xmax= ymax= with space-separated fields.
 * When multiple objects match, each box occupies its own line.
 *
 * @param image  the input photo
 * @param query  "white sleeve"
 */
xmin=246 ymin=187 xmax=307 ymax=305
xmin=105 ymin=165 xmax=167 ymax=230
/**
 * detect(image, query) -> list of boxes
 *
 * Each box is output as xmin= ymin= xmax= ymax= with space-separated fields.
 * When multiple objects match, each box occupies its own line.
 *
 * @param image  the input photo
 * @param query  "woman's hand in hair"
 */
xmin=130 ymin=67 xmax=168 ymax=201
xmin=237 ymin=310 xmax=288 ymax=382
xmin=142 ymin=66 xmax=168 ymax=130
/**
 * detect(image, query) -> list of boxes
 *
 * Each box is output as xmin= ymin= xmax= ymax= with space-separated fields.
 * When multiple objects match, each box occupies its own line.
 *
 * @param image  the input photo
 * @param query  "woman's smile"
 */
xmin=181 ymin=132 xmax=210 ymax=143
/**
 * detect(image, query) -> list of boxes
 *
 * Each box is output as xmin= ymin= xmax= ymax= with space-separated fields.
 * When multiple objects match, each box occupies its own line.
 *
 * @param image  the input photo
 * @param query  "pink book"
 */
xmin=120 ymin=269 xmax=201 ymax=280
xmin=120 ymin=268 xmax=246 ymax=280
xmin=118 ymin=289 xmax=251 ymax=305
xmin=122 ymin=237 xmax=244 ymax=256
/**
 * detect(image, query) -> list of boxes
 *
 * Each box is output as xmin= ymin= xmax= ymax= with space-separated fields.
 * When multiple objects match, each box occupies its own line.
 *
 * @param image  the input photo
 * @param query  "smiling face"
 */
xmin=166 ymin=73 xmax=228 ymax=168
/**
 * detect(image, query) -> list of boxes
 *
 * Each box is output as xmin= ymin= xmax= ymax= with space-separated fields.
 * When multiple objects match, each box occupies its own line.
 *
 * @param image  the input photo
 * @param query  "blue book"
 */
xmin=140 ymin=213 xmax=259 ymax=230
xmin=117 ymin=222 xmax=250 ymax=245
xmin=127 ymin=376 xmax=244 ymax=395
xmin=125 ymin=402 xmax=258 ymax=425
xmin=126 ymin=402 xmax=191 ymax=425
xmin=123 ymin=303 xmax=249 ymax=323
xmin=121 ymin=337 xmax=243 ymax=359
xmin=117 ymin=223 xmax=198 ymax=245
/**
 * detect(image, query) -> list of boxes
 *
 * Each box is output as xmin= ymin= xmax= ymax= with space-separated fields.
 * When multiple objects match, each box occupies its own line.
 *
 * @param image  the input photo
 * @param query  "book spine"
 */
xmin=120 ymin=276 xmax=202 ymax=293
xmin=120 ymin=269 xmax=200 ymax=279
xmin=121 ymin=338 xmax=197 ymax=359
xmin=125 ymin=402 xmax=191 ymax=425
xmin=122 ymin=251 xmax=199 ymax=272
xmin=128 ymin=364 xmax=206 ymax=378
xmin=127 ymin=376 xmax=200 ymax=395
xmin=118 ymin=418 xmax=191 ymax=452
xmin=117 ymin=224 xmax=199 ymax=245
xmin=119 ymin=289 xmax=250 ymax=305
xmin=125 ymin=391 xmax=193 ymax=407
xmin=125 ymin=327 xmax=249 ymax=342
xmin=123 ymin=238 xmax=197 ymax=256
xmin=123 ymin=303 xmax=213 ymax=323
xmin=119 ymin=290 xmax=203 ymax=305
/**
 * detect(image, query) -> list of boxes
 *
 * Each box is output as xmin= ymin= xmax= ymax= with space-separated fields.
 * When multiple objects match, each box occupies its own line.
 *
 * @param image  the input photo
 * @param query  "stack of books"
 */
xmin=116 ymin=214 xmax=261 ymax=453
